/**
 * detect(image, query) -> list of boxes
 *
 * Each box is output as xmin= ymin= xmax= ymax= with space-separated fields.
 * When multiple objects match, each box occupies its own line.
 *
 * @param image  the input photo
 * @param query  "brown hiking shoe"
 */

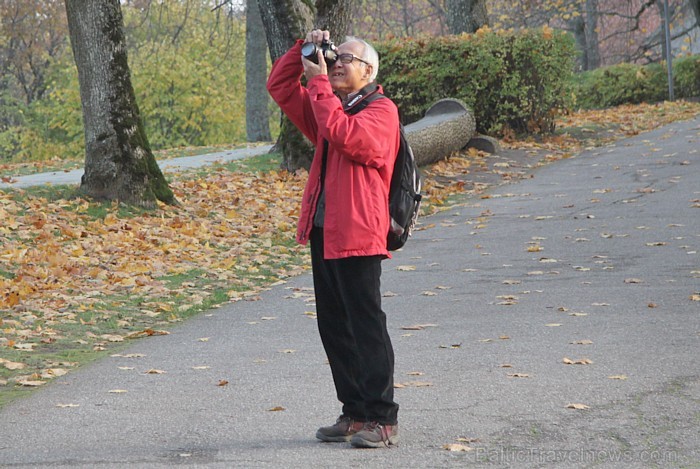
xmin=316 ymin=416 xmax=365 ymax=442
xmin=350 ymin=421 xmax=399 ymax=448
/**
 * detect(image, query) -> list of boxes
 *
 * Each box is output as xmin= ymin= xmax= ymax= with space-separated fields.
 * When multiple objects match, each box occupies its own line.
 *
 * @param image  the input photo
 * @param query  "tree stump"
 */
xmin=404 ymin=98 xmax=476 ymax=166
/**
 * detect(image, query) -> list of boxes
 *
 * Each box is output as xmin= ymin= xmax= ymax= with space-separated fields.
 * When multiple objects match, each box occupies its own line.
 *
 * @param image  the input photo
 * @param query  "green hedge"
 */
xmin=573 ymin=55 xmax=700 ymax=109
xmin=376 ymin=28 xmax=577 ymax=136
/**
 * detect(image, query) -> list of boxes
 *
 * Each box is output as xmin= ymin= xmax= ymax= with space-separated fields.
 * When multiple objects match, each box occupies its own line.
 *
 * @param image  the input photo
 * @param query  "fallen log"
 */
xmin=404 ymin=98 xmax=476 ymax=166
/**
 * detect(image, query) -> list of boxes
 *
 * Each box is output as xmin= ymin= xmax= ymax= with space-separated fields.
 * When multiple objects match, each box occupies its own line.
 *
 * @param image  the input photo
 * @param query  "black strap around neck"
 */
xmin=343 ymin=82 xmax=384 ymax=115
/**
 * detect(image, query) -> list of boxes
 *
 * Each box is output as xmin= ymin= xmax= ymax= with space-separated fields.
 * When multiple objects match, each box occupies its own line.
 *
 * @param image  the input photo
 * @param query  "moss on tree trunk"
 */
xmin=65 ymin=0 xmax=176 ymax=208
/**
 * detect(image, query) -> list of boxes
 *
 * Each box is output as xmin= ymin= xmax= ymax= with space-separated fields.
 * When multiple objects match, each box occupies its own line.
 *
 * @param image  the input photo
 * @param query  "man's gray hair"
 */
xmin=345 ymin=36 xmax=379 ymax=82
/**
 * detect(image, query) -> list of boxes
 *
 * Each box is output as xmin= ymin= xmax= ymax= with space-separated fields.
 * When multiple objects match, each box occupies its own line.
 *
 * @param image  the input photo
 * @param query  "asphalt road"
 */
xmin=0 ymin=117 xmax=698 ymax=468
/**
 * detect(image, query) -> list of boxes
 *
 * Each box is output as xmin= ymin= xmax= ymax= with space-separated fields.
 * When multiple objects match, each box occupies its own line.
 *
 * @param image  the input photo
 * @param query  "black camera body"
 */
xmin=301 ymin=39 xmax=338 ymax=65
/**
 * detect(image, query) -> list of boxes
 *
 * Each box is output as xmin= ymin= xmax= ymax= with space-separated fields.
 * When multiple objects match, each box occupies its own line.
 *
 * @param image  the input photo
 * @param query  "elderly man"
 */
xmin=267 ymin=30 xmax=400 ymax=448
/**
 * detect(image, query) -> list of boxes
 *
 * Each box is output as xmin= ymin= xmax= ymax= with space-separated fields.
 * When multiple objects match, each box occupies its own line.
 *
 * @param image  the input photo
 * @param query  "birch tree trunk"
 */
xmin=64 ymin=0 xmax=175 ymax=207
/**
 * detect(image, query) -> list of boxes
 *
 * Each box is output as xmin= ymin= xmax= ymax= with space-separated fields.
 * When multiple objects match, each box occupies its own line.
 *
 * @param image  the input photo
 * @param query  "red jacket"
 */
xmin=267 ymin=40 xmax=400 ymax=260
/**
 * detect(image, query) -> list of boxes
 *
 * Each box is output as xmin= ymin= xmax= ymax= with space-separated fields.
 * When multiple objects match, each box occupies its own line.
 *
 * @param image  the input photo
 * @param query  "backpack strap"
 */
xmin=344 ymin=82 xmax=385 ymax=115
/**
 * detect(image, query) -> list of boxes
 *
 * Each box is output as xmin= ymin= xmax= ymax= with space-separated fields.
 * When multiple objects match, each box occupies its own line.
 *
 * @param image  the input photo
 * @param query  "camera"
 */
xmin=301 ymin=39 xmax=338 ymax=65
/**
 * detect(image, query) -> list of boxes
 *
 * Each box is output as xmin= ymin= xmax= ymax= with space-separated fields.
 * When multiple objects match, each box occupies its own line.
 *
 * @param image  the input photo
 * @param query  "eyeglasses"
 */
xmin=336 ymin=53 xmax=371 ymax=66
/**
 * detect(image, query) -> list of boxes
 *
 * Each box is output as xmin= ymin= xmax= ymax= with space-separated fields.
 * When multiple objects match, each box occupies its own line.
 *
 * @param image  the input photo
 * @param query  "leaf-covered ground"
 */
xmin=1 ymin=100 xmax=699 ymax=404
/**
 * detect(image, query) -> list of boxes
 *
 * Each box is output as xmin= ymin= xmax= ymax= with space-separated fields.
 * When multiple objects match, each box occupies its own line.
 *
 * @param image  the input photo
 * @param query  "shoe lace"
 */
xmin=363 ymin=421 xmax=393 ymax=447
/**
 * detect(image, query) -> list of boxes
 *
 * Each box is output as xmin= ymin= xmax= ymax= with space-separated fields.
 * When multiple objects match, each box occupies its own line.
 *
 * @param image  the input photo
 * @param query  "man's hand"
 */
xmin=302 ymin=29 xmax=330 ymax=80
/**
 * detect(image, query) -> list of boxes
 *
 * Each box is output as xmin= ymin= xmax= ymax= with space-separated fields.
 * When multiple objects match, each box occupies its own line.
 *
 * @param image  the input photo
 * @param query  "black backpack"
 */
xmin=346 ymin=91 xmax=422 ymax=251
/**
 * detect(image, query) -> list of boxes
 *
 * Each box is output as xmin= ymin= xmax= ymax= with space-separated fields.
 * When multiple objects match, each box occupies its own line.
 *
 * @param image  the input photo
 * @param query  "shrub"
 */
xmin=574 ymin=63 xmax=663 ymax=108
xmin=376 ymin=27 xmax=576 ymax=136
xmin=573 ymin=54 xmax=700 ymax=109
xmin=674 ymin=55 xmax=700 ymax=98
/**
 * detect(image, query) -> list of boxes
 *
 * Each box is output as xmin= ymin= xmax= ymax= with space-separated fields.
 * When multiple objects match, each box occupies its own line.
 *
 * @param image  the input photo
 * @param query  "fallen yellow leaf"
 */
xmin=126 ymin=329 xmax=170 ymax=339
xmin=395 ymin=381 xmax=432 ymax=388
xmin=1 ymin=360 xmax=26 ymax=370
xmin=100 ymin=334 xmax=124 ymax=342
xmin=456 ymin=437 xmax=480 ymax=444
xmin=2 ymin=291 xmax=20 ymax=308
xmin=563 ymin=357 xmax=593 ymax=365
xmin=18 ymin=380 xmax=45 ymax=387
xmin=40 ymin=368 xmax=68 ymax=379
xmin=401 ymin=324 xmax=438 ymax=330
xmin=443 ymin=443 xmax=473 ymax=452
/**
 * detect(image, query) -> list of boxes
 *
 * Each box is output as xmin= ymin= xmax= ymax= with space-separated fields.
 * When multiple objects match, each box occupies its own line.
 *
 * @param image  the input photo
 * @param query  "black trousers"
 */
xmin=310 ymin=227 xmax=399 ymax=425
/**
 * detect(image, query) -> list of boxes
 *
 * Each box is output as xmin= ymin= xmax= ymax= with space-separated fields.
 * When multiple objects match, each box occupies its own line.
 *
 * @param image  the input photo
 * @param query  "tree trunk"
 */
xmin=404 ymin=99 xmax=476 ymax=166
xmin=445 ymin=0 xmax=489 ymax=34
xmin=258 ymin=0 xmax=351 ymax=171
xmin=584 ymin=0 xmax=600 ymax=70
xmin=258 ymin=0 xmax=314 ymax=63
xmin=245 ymin=0 xmax=271 ymax=142
xmin=258 ymin=0 xmax=315 ymax=170
xmin=691 ymin=0 xmax=700 ymax=28
xmin=64 ymin=0 xmax=175 ymax=208
xmin=570 ymin=15 xmax=588 ymax=71
xmin=315 ymin=0 xmax=352 ymax=39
